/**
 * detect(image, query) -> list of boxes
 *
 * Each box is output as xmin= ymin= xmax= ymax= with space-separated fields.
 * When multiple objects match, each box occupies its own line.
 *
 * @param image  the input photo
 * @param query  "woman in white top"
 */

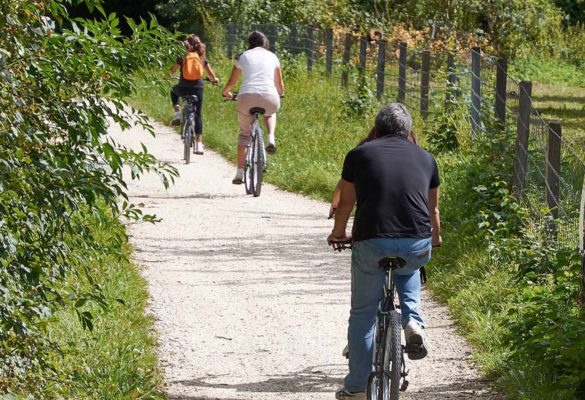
xmin=222 ymin=31 xmax=285 ymax=184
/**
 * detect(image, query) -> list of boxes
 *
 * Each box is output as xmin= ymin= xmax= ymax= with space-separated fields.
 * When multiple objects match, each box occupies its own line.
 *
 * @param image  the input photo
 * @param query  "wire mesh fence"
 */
xmin=218 ymin=23 xmax=585 ymax=256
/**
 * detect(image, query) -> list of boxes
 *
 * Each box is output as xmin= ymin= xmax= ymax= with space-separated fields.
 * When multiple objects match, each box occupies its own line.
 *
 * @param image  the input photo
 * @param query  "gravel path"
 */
xmin=110 ymin=118 xmax=499 ymax=400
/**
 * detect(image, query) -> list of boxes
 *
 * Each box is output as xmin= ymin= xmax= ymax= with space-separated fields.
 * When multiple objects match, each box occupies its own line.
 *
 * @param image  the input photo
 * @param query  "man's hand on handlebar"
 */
xmin=222 ymin=90 xmax=235 ymax=100
xmin=327 ymin=232 xmax=353 ymax=252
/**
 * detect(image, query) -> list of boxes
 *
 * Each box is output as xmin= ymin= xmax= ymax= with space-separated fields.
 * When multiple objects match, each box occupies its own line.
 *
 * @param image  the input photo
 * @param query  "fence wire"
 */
xmin=220 ymin=23 xmax=584 ymax=250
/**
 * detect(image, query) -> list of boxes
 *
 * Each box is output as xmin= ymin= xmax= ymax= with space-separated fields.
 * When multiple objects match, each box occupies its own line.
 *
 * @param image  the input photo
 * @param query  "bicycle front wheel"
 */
xmin=252 ymin=124 xmax=264 ymax=197
xmin=382 ymin=310 xmax=402 ymax=400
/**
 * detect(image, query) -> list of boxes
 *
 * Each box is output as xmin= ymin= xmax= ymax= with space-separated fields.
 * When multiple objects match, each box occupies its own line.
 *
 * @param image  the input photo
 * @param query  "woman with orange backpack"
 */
xmin=170 ymin=35 xmax=219 ymax=155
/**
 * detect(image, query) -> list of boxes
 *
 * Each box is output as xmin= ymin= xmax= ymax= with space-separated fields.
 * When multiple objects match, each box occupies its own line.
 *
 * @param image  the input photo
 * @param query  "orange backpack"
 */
xmin=182 ymin=52 xmax=204 ymax=80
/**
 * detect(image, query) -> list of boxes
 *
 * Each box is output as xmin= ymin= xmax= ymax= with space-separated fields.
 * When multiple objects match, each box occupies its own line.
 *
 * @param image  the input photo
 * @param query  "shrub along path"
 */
xmin=110 ymin=118 xmax=499 ymax=400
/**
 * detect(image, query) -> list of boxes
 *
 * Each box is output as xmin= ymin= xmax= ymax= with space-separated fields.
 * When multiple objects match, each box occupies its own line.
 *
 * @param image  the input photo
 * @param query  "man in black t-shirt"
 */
xmin=328 ymin=104 xmax=442 ymax=400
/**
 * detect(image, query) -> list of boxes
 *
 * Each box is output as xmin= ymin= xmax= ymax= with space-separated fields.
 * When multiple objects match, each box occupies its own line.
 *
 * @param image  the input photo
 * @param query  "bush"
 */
xmin=0 ymin=1 xmax=177 ymax=394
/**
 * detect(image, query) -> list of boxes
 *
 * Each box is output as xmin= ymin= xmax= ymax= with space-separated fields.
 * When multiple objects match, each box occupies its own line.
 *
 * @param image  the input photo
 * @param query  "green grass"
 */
xmin=129 ymin=54 xmax=585 ymax=399
xmin=512 ymin=57 xmax=585 ymax=150
xmin=131 ymin=57 xmax=374 ymax=201
xmin=9 ymin=212 xmax=165 ymax=400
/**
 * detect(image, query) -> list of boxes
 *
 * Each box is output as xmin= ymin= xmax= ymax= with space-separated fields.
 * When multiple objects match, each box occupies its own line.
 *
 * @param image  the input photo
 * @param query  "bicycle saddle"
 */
xmin=183 ymin=95 xmax=198 ymax=104
xmin=249 ymin=107 xmax=266 ymax=115
xmin=378 ymin=256 xmax=407 ymax=270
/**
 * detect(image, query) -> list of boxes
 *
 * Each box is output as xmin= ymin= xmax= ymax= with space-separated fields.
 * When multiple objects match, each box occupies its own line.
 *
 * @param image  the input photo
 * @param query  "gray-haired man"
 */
xmin=328 ymin=104 xmax=442 ymax=399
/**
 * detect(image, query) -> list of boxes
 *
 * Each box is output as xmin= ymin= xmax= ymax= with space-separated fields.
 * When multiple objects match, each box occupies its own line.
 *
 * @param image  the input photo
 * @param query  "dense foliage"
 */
xmin=0 ymin=0 xmax=177 ymax=394
xmin=66 ymin=0 xmax=585 ymax=60
xmin=428 ymin=111 xmax=585 ymax=398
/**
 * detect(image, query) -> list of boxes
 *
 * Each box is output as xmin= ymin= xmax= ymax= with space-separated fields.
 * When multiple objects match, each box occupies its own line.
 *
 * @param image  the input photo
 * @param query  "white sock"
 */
xmin=268 ymin=133 xmax=275 ymax=145
xmin=236 ymin=168 xmax=244 ymax=178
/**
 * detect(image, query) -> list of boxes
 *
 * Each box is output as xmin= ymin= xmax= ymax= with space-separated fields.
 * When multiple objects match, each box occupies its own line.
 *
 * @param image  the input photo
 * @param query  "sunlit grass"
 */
xmin=130 ymin=56 xmax=375 ymax=202
xmin=129 ymin=54 xmax=585 ymax=399
xmin=42 ymin=214 xmax=165 ymax=400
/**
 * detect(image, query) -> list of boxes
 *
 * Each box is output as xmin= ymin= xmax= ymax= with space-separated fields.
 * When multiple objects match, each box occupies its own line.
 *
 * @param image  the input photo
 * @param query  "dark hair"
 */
xmin=374 ymin=103 xmax=412 ymax=138
xmin=359 ymin=126 xmax=418 ymax=146
xmin=186 ymin=34 xmax=206 ymax=57
xmin=247 ymin=31 xmax=269 ymax=50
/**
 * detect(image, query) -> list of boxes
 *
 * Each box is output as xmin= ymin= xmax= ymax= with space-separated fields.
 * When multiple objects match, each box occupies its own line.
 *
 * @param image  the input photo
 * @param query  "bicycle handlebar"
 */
xmin=328 ymin=238 xmax=353 ymax=252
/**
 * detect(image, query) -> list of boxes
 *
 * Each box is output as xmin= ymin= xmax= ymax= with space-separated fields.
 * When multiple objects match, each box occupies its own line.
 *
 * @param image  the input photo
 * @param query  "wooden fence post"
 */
xmin=341 ymin=33 xmax=352 ymax=87
xmin=579 ymin=179 xmax=585 ymax=305
xmin=289 ymin=25 xmax=298 ymax=55
xmin=495 ymin=58 xmax=508 ymax=131
xmin=513 ymin=81 xmax=533 ymax=199
xmin=359 ymin=36 xmax=367 ymax=70
xmin=397 ymin=42 xmax=407 ymax=103
xmin=546 ymin=121 xmax=562 ymax=238
xmin=325 ymin=28 xmax=333 ymax=75
xmin=420 ymin=50 xmax=431 ymax=119
xmin=376 ymin=39 xmax=386 ymax=99
xmin=269 ymin=25 xmax=277 ymax=53
xmin=307 ymin=26 xmax=315 ymax=72
xmin=471 ymin=47 xmax=482 ymax=137
xmin=227 ymin=22 xmax=236 ymax=59
xmin=445 ymin=51 xmax=458 ymax=110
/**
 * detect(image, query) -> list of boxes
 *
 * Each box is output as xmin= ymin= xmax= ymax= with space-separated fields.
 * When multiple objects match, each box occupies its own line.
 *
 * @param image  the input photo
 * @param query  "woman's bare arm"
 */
xmin=331 ymin=179 xmax=356 ymax=239
xmin=428 ymin=187 xmax=442 ymax=247
xmin=274 ymin=67 xmax=284 ymax=96
xmin=205 ymin=63 xmax=219 ymax=84
xmin=222 ymin=66 xmax=241 ymax=98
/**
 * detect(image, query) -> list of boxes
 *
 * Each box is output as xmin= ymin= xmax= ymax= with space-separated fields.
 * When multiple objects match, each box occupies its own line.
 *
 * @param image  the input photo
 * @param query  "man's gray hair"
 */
xmin=374 ymin=103 xmax=412 ymax=138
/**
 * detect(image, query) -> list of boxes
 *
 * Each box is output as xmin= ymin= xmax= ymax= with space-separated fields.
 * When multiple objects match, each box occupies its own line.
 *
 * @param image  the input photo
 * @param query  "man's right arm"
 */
xmin=428 ymin=187 xmax=442 ymax=247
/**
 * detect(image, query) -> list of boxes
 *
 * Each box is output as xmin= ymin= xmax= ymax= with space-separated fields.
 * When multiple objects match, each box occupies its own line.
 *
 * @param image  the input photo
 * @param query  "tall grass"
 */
xmin=8 ymin=212 xmax=165 ymax=399
xmin=131 ymin=56 xmax=374 ymax=201
xmin=129 ymin=54 xmax=585 ymax=399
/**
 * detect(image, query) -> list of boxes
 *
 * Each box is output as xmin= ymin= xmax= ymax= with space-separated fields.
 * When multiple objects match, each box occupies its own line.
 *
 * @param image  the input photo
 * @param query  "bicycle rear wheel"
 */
xmin=252 ymin=124 xmax=264 ymax=197
xmin=183 ymin=121 xmax=193 ymax=164
xmin=382 ymin=310 xmax=402 ymax=400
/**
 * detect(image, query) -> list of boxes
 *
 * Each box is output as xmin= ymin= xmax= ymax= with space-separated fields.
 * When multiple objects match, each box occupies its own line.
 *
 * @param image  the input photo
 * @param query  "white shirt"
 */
xmin=235 ymin=47 xmax=280 ymax=96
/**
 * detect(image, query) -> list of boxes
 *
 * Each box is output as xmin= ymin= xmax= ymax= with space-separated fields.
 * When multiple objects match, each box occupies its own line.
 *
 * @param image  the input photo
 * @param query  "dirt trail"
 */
xmin=110 ymin=118 xmax=499 ymax=400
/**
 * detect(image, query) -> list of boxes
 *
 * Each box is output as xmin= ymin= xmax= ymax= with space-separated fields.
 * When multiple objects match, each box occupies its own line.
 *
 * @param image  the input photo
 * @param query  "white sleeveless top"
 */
xmin=235 ymin=47 xmax=280 ymax=96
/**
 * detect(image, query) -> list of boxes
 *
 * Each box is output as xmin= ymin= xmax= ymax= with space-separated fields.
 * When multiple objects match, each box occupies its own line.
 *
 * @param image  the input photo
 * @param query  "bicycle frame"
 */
xmin=244 ymin=112 xmax=266 ymax=197
xmin=367 ymin=258 xmax=409 ymax=400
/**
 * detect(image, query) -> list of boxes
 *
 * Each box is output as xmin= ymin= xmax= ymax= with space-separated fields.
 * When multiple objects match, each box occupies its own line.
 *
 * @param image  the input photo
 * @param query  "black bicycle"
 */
xmin=228 ymin=93 xmax=267 ymax=197
xmin=368 ymin=255 xmax=410 ymax=400
xmin=179 ymin=94 xmax=198 ymax=164
xmin=332 ymin=241 xmax=410 ymax=400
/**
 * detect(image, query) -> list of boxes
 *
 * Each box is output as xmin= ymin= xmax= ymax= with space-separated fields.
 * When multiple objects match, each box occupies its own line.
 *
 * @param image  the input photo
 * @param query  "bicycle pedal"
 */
xmin=405 ymin=343 xmax=428 ymax=360
xmin=400 ymin=380 xmax=409 ymax=392
xmin=405 ymin=343 xmax=423 ymax=353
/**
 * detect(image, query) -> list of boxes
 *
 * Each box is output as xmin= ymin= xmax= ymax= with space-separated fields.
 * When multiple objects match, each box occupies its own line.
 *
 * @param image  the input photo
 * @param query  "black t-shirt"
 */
xmin=341 ymin=135 xmax=440 ymax=241
xmin=176 ymin=55 xmax=208 ymax=87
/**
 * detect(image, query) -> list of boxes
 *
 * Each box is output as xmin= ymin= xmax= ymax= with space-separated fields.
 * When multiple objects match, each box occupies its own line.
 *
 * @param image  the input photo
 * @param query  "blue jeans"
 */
xmin=344 ymin=237 xmax=432 ymax=392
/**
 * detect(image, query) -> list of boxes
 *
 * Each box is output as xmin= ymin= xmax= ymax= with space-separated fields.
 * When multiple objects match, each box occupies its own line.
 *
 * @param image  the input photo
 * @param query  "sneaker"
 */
xmin=342 ymin=344 xmax=349 ymax=359
xmin=170 ymin=112 xmax=181 ymax=126
xmin=265 ymin=143 xmax=276 ymax=155
xmin=404 ymin=320 xmax=428 ymax=360
xmin=335 ymin=387 xmax=365 ymax=400
xmin=232 ymin=172 xmax=244 ymax=185
xmin=195 ymin=142 xmax=204 ymax=155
